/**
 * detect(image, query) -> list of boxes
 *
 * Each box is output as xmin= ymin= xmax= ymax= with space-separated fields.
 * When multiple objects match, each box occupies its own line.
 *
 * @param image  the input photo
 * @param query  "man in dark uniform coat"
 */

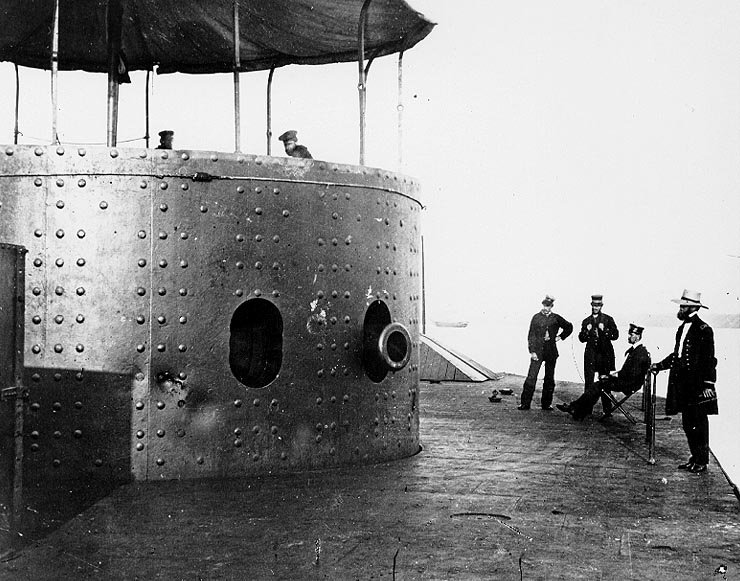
xmin=519 ymin=295 xmax=573 ymax=410
xmin=156 ymin=129 xmax=174 ymax=149
xmin=652 ymin=289 xmax=717 ymax=473
xmin=278 ymin=130 xmax=313 ymax=159
xmin=558 ymin=323 xmax=650 ymax=420
xmin=578 ymin=294 xmax=619 ymax=394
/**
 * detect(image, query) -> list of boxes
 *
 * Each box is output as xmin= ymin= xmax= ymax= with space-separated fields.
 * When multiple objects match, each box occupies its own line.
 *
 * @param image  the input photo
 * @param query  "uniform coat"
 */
xmin=578 ymin=312 xmax=619 ymax=387
xmin=655 ymin=315 xmax=718 ymax=415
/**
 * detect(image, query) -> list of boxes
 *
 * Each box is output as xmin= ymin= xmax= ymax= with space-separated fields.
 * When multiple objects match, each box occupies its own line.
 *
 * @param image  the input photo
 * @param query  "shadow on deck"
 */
xmin=1 ymin=375 xmax=738 ymax=580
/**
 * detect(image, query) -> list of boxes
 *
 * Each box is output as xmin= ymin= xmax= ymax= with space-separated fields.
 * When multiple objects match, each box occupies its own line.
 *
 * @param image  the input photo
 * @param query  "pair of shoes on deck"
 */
xmin=517 ymin=404 xmax=530 ymax=410
xmin=556 ymin=403 xmax=588 ymax=421
xmin=678 ymin=459 xmax=708 ymax=473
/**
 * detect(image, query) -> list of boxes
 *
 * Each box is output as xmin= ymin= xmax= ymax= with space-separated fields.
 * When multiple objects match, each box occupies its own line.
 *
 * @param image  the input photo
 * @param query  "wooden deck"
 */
xmin=2 ymin=375 xmax=738 ymax=580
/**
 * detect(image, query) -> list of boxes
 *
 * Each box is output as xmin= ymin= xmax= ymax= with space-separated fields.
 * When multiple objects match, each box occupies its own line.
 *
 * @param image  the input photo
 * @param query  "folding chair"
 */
xmin=598 ymin=371 xmax=650 ymax=424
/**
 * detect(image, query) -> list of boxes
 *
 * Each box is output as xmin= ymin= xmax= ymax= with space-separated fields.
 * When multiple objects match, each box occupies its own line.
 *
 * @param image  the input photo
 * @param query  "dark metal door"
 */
xmin=0 ymin=243 xmax=26 ymax=552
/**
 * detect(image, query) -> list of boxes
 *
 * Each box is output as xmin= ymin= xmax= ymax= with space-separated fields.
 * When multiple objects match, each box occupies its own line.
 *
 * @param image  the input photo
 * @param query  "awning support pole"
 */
xmin=397 ymin=51 xmax=404 ymax=170
xmin=105 ymin=0 xmax=123 ymax=147
xmin=266 ymin=66 xmax=275 ymax=155
xmin=13 ymin=64 xmax=20 ymax=145
xmin=357 ymin=0 xmax=373 ymax=166
xmin=50 ymin=0 xmax=60 ymax=144
xmin=144 ymin=69 xmax=151 ymax=148
xmin=233 ymin=0 xmax=242 ymax=153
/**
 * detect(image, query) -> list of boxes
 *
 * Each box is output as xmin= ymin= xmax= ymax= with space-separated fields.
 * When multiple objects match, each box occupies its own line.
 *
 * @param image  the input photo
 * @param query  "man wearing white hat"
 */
xmin=651 ymin=289 xmax=718 ymax=474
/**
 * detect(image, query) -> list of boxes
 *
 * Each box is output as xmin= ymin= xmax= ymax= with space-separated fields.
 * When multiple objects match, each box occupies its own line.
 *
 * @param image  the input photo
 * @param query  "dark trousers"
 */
xmin=681 ymin=405 xmax=710 ymax=465
xmin=570 ymin=376 xmax=624 ymax=419
xmin=521 ymin=356 xmax=557 ymax=408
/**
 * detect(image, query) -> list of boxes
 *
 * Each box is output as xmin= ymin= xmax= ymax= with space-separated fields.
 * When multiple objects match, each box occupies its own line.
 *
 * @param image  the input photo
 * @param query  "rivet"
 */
xmin=110 ymin=149 xmax=119 ymax=158
xmin=234 ymin=439 xmax=242 ymax=448
xmin=33 ymin=258 xmax=42 ymax=267
xmin=332 ymin=238 xmax=338 ymax=246
xmin=179 ymin=371 xmax=187 ymax=380
xmin=34 ymin=147 xmax=44 ymax=156
xmin=180 ymin=260 xmax=188 ymax=268
xmin=235 ymin=289 xmax=244 ymax=297
xmin=159 ymin=259 xmax=168 ymax=268
xmin=75 ymin=344 xmax=84 ymax=353
xmin=158 ymin=231 xmax=167 ymax=240
xmin=160 ymin=151 xmax=168 ymax=159
xmin=282 ymin=210 xmax=290 ymax=217
xmin=197 ymin=456 xmax=204 ymax=464
xmin=318 ymin=238 xmax=325 ymax=246
xmin=200 ymin=205 xmax=208 ymax=213
xmin=139 ymin=150 xmax=148 ymax=159
xmin=179 ymin=288 xmax=188 ymax=296
xmin=157 ymin=401 xmax=165 ymax=409
xmin=53 ymin=344 xmax=63 ymax=353
xmin=254 ymin=289 xmax=261 ymax=297
xmin=331 ymin=290 xmax=338 ymax=298
xmin=54 ymin=257 xmax=64 ymax=267
xmin=178 ymin=344 xmax=187 ymax=352
xmin=156 ymin=429 xmax=165 ymax=438
xmin=253 ymin=398 xmax=260 ymax=407
xmin=210 ymin=154 xmax=218 ymax=162
xmin=31 ymin=373 xmax=41 ymax=382
xmin=138 ymin=258 xmax=147 ymax=267
xmin=77 ymin=258 xmax=86 ymax=267
xmin=138 ymin=230 xmax=147 ymax=239
xmin=179 ymin=316 xmax=187 ymax=324
xmin=53 ymin=459 xmax=61 ymax=468
xmin=234 ymin=399 xmax=242 ymax=408
xmin=32 ymin=287 xmax=41 ymax=296
xmin=281 ymin=452 xmax=288 ymax=460
xmin=31 ymin=443 xmax=40 ymax=452
xmin=160 ymin=182 xmax=168 ymax=190
xmin=158 ymin=287 xmax=166 ymax=296
xmin=56 ymin=178 xmax=64 ymax=187
xmin=136 ymin=443 xmax=144 ymax=451
xmin=272 ymin=262 xmax=280 ymax=270
xmin=159 ymin=203 xmax=168 ymax=212
xmin=31 ymin=403 xmax=40 ymax=411
xmin=272 ymin=290 xmax=279 ymax=297
xmin=237 ymin=186 xmax=245 ymax=194
xmin=181 ymin=152 xmax=190 ymax=161
xmin=55 ymin=199 xmax=65 ymax=209
xmin=332 ymin=212 xmax=339 ymax=220
xmin=136 ymin=344 xmax=145 ymax=352
xmin=140 ymin=180 xmax=148 ymax=189
xmin=156 ymin=344 xmax=166 ymax=352
xmin=157 ymin=315 xmax=166 ymax=324
xmin=255 ymin=207 xmax=263 ymax=215
xmin=254 ymin=234 xmax=262 ymax=242
xmin=3 ymin=146 xmax=13 ymax=156
xmin=234 ymin=428 xmax=242 ymax=436
xmin=271 ymin=426 xmax=278 ymax=435
xmin=255 ymin=186 xmax=262 ymax=193
xmin=272 ymin=235 xmax=280 ymax=243
xmin=53 ymin=401 xmax=62 ymax=411
xmin=34 ymin=178 xmax=43 ymax=187
xmin=236 ymin=234 xmax=245 ymax=242
xmin=78 ymin=178 xmax=86 ymax=188
xmin=273 ymin=188 xmax=280 ymax=195
xmin=56 ymin=229 xmax=64 ymax=238
xmin=156 ymin=458 xmax=165 ymax=466
xmin=316 ymin=435 xmax=322 ymax=443
xmin=55 ymin=286 xmax=64 ymax=295
xmin=136 ymin=287 xmax=146 ymax=296
xmin=270 ymin=399 xmax=279 ymax=407
xmin=136 ymin=430 xmax=145 ymax=439
xmin=76 ymin=314 xmax=85 ymax=323
xmin=32 ymin=315 xmax=41 ymax=324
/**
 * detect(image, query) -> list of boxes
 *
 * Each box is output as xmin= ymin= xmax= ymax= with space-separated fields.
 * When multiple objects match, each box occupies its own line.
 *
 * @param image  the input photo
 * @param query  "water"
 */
xmin=426 ymin=320 xmax=740 ymax=487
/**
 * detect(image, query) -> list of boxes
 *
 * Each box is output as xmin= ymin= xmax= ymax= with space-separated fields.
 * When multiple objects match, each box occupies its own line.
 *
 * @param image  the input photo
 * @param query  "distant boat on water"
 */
xmin=433 ymin=321 xmax=469 ymax=328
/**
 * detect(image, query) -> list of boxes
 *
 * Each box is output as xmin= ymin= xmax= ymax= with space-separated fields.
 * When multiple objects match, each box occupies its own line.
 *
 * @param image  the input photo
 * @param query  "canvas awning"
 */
xmin=0 ymin=0 xmax=435 ymax=74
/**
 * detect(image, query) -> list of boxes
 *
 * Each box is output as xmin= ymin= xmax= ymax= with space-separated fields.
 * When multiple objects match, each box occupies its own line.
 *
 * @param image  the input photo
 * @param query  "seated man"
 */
xmin=557 ymin=323 xmax=650 ymax=420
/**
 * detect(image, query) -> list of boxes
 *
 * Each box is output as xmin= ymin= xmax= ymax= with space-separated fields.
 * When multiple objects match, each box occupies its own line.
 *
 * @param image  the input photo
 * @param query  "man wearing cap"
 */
xmin=278 ymin=130 xmax=312 ymax=159
xmin=519 ymin=295 xmax=573 ymax=410
xmin=651 ymin=290 xmax=717 ymax=474
xmin=558 ymin=323 xmax=650 ymax=420
xmin=156 ymin=130 xmax=174 ymax=150
xmin=578 ymin=294 xmax=619 ymax=394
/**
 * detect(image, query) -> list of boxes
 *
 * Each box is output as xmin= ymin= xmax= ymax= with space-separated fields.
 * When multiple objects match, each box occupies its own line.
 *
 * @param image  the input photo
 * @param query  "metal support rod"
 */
xmin=50 ymin=0 xmax=60 ymax=143
xmin=397 ymin=51 xmax=404 ymax=170
xmin=266 ymin=66 xmax=275 ymax=155
xmin=647 ymin=371 xmax=657 ymax=464
xmin=233 ymin=0 xmax=242 ymax=152
xmin=145 ymin=69 xmax=151 ymax=148
xmin=357 ymin=0 xmax=373 ymax=165
xmin=13 ymin=64 xmax=20 ymax=145
xmin=106 ymin=0 xmax=123 ymax=147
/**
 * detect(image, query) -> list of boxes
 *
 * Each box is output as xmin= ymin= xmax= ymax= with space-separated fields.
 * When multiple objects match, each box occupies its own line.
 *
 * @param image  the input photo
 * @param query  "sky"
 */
xmin=1 ymin=0 xmax=739 ymax=328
